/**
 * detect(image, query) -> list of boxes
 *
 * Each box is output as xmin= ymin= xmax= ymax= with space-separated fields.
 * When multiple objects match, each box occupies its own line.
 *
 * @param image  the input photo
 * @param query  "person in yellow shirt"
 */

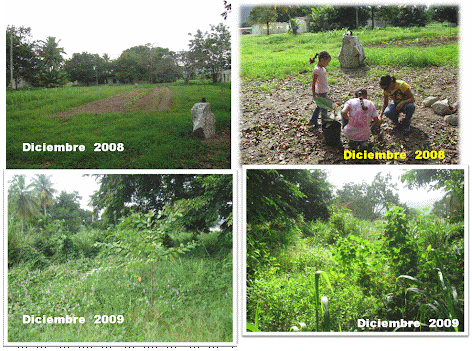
xmin=379 ymin=75 xmax=415 ymax=132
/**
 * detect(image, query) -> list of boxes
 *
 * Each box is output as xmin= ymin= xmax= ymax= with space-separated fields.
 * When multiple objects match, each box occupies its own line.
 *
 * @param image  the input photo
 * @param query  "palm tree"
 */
xmin=31 ymin=174 xmax=56 ymax=217
xmin=37 ymin=36 xmax=67 ymax=87
xmin=8 ymin=175 xmax=39 ymax=234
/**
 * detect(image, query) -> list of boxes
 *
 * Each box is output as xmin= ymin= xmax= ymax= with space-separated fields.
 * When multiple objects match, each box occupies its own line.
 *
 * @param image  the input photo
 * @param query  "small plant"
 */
xmin=313 ymin=96 xmax=342 ymax=124
xmin=396 ymin=248 xmax=463 ymax=331
xmin=383 ymin=206 xmax=419 ymax=277
xmin=288 ymin=18 xmax=300 ymax=35
xmin=291 ymin=270 xmax=333 ymax=332
xmin=107 ymin=211 xmax=198 ymax=308
xmin=246 ymin=303 xmax=262 ymax=332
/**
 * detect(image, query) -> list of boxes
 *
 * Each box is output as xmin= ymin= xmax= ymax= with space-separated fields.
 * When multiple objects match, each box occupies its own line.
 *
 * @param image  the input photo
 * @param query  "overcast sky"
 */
xmin=5 ymin=168 xmax=448 ymax=213
xmin=5 ymin=0 xmax=231 ymax=59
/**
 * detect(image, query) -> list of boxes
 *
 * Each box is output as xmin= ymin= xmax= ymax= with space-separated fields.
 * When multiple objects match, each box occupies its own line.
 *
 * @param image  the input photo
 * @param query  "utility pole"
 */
xmin=355 ymin=6 xmax=359 ymax=29
xmin=10 ymin=29 xmax=14 ymax=91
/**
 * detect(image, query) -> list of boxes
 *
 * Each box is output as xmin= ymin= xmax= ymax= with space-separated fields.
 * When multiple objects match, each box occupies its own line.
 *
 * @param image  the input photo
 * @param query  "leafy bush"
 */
xmin=56 ymin=234 xmax=77 ymax=262
xmin=33 ymin=233 xmax=57 ymax=258
xmin=383 ymin=206 xmax=419 ymax=277
xmin=73 ymin=229 xmax=108 ymax=258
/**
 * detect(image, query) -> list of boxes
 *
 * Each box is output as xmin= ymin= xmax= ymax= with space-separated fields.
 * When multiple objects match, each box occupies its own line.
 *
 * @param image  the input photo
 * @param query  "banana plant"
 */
xmin=314 ymin=97 xmax=342 ymax=126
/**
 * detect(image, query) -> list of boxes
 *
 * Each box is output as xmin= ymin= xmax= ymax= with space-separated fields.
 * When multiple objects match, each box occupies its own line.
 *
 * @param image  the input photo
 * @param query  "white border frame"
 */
xmin=3 ymin=169 xmax=238 ymax=347
xmin=242 ymin=164 xmax=468 ymax=337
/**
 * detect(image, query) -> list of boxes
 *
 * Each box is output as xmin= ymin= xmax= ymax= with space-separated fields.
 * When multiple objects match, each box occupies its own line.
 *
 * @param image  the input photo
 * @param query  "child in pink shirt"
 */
xmin=341 ymin=89 xmax=382 ymax=150
xmin=309 ymin=51 xmax=331 ymax=128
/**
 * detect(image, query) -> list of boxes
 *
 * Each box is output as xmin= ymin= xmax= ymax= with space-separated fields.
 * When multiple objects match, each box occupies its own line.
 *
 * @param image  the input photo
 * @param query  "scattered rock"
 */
xmin=240 ymin=66 xmax=459 ymax=165
xmin=445 ymin=115 xmax=459 ymax=126
xmin=422 ymin=96 xmax=440 ymax=107
xmin=191 ymin=102 xmax=215 ymax=139
xmin=431 ymin=99 xmax=453 ymax=116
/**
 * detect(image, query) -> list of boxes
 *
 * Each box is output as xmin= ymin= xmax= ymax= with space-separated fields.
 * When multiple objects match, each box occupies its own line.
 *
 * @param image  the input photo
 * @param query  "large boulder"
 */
xmin=338 ymin=35 xmax=366 ymax=69
xmin=191 ymin=102 xmax=215 ymax=139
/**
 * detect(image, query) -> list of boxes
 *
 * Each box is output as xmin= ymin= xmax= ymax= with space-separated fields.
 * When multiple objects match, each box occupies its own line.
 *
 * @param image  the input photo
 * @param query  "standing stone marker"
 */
xmin=338 ymin=35 xmax=366 ymax=69
xmin=191 ymin=102 xmax=215 ymax=139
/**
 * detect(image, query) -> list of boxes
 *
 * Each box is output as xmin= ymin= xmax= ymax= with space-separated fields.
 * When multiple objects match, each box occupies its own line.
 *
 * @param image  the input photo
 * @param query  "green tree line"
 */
xmin=8 ymin=174 xmax=233 ymax=268
xmin=6 ymin=23 xmax=230 ymax=89
xmin=245 ymin=5 xmax=458 ymax=34
xmin=247 ymin=169 xmax=463 ymax=268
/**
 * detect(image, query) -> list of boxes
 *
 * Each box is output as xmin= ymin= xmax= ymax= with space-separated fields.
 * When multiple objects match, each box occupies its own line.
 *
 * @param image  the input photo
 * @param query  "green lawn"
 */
xmin=6 ymin=82 xmax=231 ymax=169
xmin=240 ymin=24 xmax=459 ymax=82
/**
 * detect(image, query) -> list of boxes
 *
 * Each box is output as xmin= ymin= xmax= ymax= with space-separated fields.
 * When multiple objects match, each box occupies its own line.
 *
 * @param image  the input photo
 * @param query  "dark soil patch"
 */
xmin=240 ymin=66 xmax=459 ymax=165
xmin=122 ymin=87 xmax=174 ymax=112
xmin=54 ymin=87 xmax=173 ymax=119
xmin=364 ymin=36 xmax=458 ymax=48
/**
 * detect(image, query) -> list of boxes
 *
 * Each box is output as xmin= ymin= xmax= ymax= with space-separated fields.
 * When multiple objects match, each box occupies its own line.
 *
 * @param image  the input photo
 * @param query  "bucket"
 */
xmin=322 ymin=120 xmax=342 ymax=146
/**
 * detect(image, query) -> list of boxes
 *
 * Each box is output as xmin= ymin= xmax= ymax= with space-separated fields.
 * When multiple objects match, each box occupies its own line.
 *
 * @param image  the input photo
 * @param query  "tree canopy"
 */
xmin=246 ymin=169 xmax=332 ymax=226
xmin=334 ymin=172 xmax=400 ymax=220
xmin=187 ymin=23 xmax=231 ymax=83
xmin=401 ymin=169 xmax=464 ymax=222
xmin=249 ymin=6 xmax=278 ymax=35
xmin=91 ymin=174 xmax=232 ymax=234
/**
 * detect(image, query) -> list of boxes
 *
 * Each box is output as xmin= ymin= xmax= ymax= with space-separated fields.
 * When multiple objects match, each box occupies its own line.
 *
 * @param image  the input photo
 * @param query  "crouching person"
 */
xmin=341 ymin=89 xmax=382 ymax=152
xmin=379 ymin=75 xmax=415 ymax=132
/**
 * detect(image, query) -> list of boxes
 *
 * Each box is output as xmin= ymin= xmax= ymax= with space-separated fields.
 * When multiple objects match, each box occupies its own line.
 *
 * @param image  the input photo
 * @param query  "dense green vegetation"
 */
xmin=8 ymin=174 xmax=233 ymax=343
xmin=240 ymin=24 xmax=458 ymax=81
xmin=6 ymin=82 xmax=231 ymax=169
xmin=7 ymin=23 xmax=230 ymax=87
xmin=246 ymin=169 xmax=464 ymax=332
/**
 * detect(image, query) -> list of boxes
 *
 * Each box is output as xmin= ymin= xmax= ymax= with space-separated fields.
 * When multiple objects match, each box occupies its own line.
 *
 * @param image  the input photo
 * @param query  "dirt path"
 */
xmin=122 ymin=86 xmax=173 ymax=112
xmin=240 ymin=66 xmax=459 ymax=165
xmin=54 ymin=86 xmax=173 ymax=118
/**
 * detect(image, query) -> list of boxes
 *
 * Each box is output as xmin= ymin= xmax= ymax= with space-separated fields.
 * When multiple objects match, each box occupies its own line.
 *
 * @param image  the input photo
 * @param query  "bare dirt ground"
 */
xmin=54 ymin=86 xmax=173 ymax=119
xmin=240 ymin=66 xmax=459 ymax=165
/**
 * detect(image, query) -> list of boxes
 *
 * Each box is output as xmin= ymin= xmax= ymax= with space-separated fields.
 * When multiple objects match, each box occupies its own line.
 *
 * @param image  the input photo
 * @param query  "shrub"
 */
xmin=383 ymin=206 xmax=419 ymax=277
xmin=33 ymin=233 xmax=57 ymax=258
xmin=73 ymin=229 xmax=108 ymax=258
xmin=55 ymin=234 xmax=77 ymax=262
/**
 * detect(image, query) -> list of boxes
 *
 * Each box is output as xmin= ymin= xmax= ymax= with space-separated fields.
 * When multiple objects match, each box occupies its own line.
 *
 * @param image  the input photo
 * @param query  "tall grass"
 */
xmin=8 ymin=254 xmax=233 ymax=342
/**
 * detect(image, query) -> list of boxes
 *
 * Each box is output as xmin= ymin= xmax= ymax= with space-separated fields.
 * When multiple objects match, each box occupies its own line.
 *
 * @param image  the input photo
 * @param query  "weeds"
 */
xmin=8 ymin=212 xmax=233 ymax=342
xmin=8 ymin=253 xmax=232 ymax=342
xmin=247 ymin=206 xmax=463 ymax=332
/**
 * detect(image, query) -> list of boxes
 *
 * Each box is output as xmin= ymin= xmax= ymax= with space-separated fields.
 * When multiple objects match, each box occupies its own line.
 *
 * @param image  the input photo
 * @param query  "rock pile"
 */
xmin=422 ymin=96 xmax=459 ymax=126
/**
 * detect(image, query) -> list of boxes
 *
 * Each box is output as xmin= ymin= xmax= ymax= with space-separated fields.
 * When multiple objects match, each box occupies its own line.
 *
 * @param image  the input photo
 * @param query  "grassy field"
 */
xmin=8 ymin=252 xmax=233 ymax=343
xmin=6 ymin=82 xmax=231 ymax=169
xmin=240 ymin=23 xmax=459 ymax=82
